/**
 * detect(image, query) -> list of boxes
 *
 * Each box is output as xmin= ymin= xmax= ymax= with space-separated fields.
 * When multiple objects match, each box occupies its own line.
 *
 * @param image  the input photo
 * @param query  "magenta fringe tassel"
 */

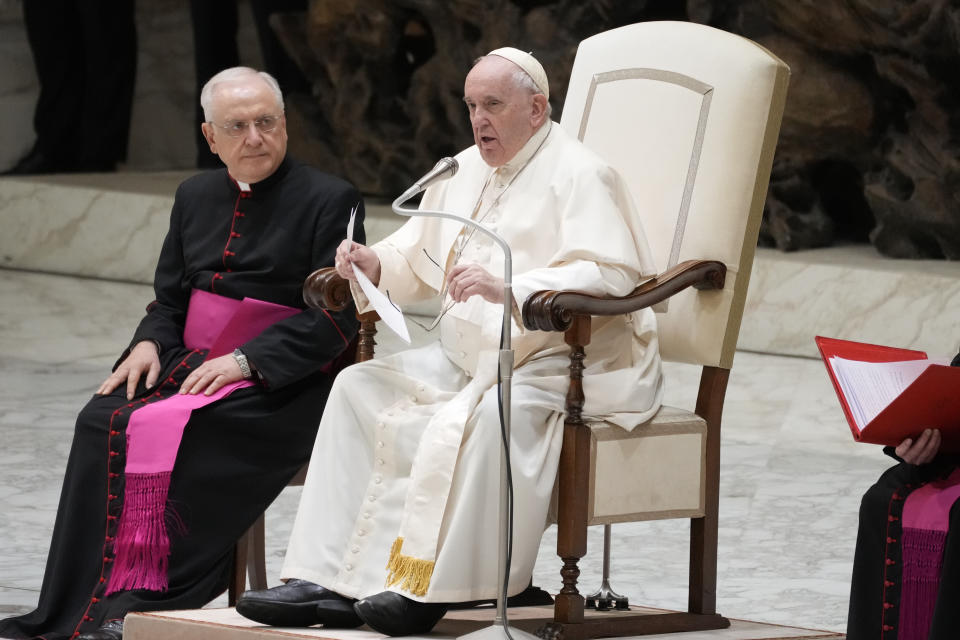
xmin=106 ymin=472 xmax=174 ymax=594
xmin=899 ymin=526 xmax=947 ymax=640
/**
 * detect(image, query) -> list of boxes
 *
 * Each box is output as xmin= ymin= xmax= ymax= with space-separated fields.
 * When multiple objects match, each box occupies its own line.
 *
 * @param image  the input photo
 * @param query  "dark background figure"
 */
xmin=3 ymin=0 xmax=137 ymax=174
xmin=190 ymin=0 xmax=309 ymax=169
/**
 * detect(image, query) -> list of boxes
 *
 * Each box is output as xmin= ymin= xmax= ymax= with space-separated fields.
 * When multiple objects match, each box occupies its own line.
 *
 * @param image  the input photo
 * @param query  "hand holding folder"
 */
xmin=816 ymin=336 xmax=960 ymax=452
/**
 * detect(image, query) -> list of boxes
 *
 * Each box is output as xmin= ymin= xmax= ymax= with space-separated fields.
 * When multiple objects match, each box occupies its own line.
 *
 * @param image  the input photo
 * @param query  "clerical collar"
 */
xmin=227 ymin=155 xmax=294 ymax=193
xmin=498 ymin=120 xmax=553 ymax=176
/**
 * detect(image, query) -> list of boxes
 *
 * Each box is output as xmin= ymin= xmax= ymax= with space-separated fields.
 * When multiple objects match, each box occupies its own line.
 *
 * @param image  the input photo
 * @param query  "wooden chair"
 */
xmin=518 ymin=21 xmax=790 ymax=638
xmin=239 ymin=20 xmax=789 ymax=639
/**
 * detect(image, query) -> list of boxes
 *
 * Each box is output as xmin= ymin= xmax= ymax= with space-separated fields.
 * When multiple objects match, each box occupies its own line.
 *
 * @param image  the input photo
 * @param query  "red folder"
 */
xmin=815 ymin=336 xmax=960 ymax=452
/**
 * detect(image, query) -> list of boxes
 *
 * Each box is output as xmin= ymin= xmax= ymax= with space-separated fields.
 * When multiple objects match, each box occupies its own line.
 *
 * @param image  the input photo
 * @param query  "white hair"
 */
xmin=200 ymin=67 xmax=284 ymax=122
xmin=473 ymin=56 xmax=552 ymax=117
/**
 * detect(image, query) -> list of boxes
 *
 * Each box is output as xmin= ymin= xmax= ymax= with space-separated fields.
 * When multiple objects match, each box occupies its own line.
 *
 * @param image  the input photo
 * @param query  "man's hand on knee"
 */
xmin=179 ymin=353 xmax=245 ymax=396
xmin=97 ymin=340 xmax=161 ymax=400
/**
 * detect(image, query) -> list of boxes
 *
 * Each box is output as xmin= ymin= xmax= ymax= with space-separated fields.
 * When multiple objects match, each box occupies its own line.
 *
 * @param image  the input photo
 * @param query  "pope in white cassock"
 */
xmin=236 ymin=47 xmax=664 ymax=636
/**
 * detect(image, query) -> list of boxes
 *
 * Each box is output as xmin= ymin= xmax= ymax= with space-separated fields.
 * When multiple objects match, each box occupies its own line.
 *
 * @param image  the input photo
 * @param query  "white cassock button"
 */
xmin=417 ymin=384 xmax=425 ymax=392
xmin=345 ymin=563 xmax=354 ymax=570
xmin=410 ymin=395 xmax=417 ymax=403
xmin=460 ymin=351 xmax=466 ymax=358
xmin=377 ymin=441 xmax=384 ymax=448
xmin=358 ymin=530 xmax=366 ymax=537
xmin=368 ymin=495 xmax=376 ymax=502
xmin=352 ymin=546 xmax=359 ymax=553
xmin=374 ymin=475 xmax=382 ymax=484
xmin=363 ymin=511 xmax=371 ymax=519
xmin=376 ymin=422 xmax=384 ymax=429
xmin=377 ymin=458 xmax=384 ymax=466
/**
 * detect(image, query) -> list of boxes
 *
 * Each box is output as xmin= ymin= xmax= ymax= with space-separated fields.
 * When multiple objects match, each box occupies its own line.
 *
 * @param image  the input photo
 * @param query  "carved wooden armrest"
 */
xmin=302 ymin=266 xmax=381 ymax=362
xmin=522 ymin=259 xmax=726 ymax=332
xmin=303 ymin=267 xmax=353 ymax=311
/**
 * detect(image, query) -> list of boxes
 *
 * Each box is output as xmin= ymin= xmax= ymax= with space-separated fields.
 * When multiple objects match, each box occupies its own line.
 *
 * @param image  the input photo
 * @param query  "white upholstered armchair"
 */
xmin=521 ymin=20 xmax=790 ymax=639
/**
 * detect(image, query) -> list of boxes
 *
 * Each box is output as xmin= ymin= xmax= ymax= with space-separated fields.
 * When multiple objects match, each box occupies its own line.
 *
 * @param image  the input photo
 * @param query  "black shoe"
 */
xmin=354 ymin=591 xmax=448 ymax=636
xmin=76 ymin=618 xmax=123 ymax=640
xmin=448 ymin=582 xmax=554 ymax=609
xmin=236 ymin=579 xmax=354 ymax=627
xmin=1 ymin=146 xmax=65 ymax=175
xmin=315 ymin=599 xmax=364 ymax=628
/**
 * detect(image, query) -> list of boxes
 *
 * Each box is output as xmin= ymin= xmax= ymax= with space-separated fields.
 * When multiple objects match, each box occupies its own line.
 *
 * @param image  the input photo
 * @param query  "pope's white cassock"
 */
xmin=282 ymin=119 xmax=664 ymax=603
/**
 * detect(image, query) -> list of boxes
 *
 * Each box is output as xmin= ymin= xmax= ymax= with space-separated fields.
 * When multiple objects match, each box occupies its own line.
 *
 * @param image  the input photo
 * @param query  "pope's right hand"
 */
xmin=335 ymin=239 xmax=381 ymax=285
xmin=97 ymin=340 xmax=161 ymax=400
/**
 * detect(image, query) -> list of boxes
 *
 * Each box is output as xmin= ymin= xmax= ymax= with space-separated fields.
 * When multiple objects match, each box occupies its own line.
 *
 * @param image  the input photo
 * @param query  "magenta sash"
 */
xmin=899 ymin=468 xmax=960 ymax=640
xmin=107 ymin=289 xmax=300 ymax=594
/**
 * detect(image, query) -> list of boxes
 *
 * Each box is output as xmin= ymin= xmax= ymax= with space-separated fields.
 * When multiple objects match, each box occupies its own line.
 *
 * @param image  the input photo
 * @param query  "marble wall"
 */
xmin=2 ymin=170 xmax=957 ymax=359
xmin=739 ymin=246 xmax=960 ymax=358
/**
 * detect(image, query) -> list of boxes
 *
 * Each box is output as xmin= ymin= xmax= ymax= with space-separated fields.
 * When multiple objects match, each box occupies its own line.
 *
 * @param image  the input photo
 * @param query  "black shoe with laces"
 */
xmin=76 ymin=618 xmax=123 ymax=640
xmin=236 ymin=579 xmax=355 ymax=627
xmin=354 ymin=591 xmax=448 ymax=636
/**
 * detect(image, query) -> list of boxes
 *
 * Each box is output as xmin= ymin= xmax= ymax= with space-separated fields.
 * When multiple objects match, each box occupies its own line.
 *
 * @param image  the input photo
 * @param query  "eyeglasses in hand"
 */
xmin=401 ymin=249 xmax=458 ymax=333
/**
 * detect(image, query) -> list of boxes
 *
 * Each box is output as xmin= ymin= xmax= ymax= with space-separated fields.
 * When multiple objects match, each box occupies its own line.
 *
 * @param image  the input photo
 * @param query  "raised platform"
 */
xmin=2 ymin=171 xmax=957 ymax=359
xmin=738 ymin=244 xmax=960 ymax=358
xmin=124 ymin=606 xmax=843 ymax=640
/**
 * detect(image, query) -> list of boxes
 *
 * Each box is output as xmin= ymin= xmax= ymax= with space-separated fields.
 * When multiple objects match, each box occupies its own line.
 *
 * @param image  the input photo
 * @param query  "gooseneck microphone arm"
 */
xmin=392 ymin=159 xmax=534 ymax=640
xmin=391 ymin=158 xmax=513 ymax=330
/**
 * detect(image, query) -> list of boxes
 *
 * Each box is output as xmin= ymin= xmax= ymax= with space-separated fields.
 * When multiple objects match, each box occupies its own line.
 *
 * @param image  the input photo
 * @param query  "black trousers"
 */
xmin=22 ymin=0 xmax=137 ymax=171
xmin=847 ymin=462 xmax=960 ymax=640
xmin=0 ymin=348 xmax=332 ymax=640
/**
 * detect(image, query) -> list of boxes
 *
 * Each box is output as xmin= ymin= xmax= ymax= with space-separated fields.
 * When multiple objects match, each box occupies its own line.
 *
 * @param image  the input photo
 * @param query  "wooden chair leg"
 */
xmin=688 ymin=366 xmax=728 ymax=614
xmin=247 ymin=513 xmax=268 ymax=591
xmin=553 ymin=317 xmax=592 ymax=625
xmin=228 ymin=529 xmax=250 ymax=606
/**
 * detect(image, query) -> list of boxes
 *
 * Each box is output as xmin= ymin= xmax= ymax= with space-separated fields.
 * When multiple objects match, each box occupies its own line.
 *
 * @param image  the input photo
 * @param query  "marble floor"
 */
xmin=0 ymin=266 xmax=895 ymax=637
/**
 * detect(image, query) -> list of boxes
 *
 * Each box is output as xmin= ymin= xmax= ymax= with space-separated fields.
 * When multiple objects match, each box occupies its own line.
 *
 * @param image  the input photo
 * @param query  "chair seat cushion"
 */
xmin=587 ymin=405 xmax=706 ymax=523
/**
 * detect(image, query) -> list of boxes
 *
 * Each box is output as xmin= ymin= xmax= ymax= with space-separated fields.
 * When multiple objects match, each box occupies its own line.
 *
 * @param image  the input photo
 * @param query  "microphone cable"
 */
xmin=496 ymin=318 xmax=519 ymax=640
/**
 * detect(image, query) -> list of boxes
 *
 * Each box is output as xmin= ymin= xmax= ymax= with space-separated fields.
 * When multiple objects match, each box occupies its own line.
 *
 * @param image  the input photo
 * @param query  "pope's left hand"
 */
xmin=179 ymin=354 xmax=245 ymax=396
xmin=446 ymin=263 xmax=504 ymax=304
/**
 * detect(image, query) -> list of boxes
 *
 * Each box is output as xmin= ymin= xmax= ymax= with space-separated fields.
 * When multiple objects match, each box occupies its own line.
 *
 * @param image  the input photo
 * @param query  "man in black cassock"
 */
xmin=846 ymin=348 xmax=960 ymax=640
xmin=0 ymin=67 xmax=364 ymax=640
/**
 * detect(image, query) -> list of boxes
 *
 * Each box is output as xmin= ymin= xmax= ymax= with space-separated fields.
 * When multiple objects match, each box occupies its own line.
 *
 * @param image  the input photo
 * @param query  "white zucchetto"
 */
xmin=487 ymin=47 xmax=549 ymax=100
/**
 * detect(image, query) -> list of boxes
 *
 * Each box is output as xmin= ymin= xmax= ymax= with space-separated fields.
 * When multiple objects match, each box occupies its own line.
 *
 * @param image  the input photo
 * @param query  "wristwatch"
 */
xmin=232 ymin=348 xmax=253 ymax=379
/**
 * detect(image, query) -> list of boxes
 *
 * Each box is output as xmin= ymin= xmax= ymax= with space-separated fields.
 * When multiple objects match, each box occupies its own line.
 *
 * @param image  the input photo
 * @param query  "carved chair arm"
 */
xmin=522 ymin=259 xmax=727 ymax=333
xmin=302 ymin=266 xmax=381 ymax=363
xmin=303 ymin=267 xmax=352 ymax=311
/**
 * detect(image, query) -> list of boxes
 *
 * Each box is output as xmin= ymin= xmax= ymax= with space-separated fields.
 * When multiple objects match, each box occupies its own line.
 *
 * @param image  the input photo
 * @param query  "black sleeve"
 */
xmin=241 ymin=184 xmax=365 ymax=389
xmin=128 ymin=187 xmax=191 ymax=355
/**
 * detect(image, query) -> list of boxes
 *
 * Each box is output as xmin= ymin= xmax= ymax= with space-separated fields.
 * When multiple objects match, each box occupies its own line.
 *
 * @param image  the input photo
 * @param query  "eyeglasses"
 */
xmin=209 ymin=115 xmax=282 ymax=138
xmin=394 ymin=248 xmax=459 ymax=333
xmin=421 ymin=249 xmax=461 ymax=331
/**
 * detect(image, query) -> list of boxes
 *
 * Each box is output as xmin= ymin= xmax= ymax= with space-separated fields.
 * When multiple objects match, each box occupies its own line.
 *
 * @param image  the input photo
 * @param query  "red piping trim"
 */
xmin=320 ymin=308 xmax=349 ymax=347
xmin=72 ymin=350 xmax=202 ymax=637
xmin=222 ymin=192 xmax=244 ymax=269
xmin=880 ymin=489 xmax=895 ymax=638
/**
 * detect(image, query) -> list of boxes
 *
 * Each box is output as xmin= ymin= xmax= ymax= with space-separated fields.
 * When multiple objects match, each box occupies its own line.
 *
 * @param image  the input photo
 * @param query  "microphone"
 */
xmin=397 ymin=157 xmax=459 ymax=202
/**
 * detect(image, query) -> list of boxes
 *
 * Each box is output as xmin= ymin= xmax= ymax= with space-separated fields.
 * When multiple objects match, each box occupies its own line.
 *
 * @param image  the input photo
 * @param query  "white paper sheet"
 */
xmin=345 ymin=205 xmax=411 ymax=343
xmin=829 ymin=356 xmax=932 ymax=429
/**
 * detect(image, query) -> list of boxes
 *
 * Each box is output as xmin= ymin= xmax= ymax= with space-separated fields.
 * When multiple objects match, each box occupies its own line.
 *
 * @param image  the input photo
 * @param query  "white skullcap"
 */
xmin=487 ymin=47 xmax=549 ymax=100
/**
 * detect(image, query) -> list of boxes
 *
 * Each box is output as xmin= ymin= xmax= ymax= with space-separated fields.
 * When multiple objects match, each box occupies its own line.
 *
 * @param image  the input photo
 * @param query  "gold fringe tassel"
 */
xmin=384 ymin=537 xmax=435 ymax=596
